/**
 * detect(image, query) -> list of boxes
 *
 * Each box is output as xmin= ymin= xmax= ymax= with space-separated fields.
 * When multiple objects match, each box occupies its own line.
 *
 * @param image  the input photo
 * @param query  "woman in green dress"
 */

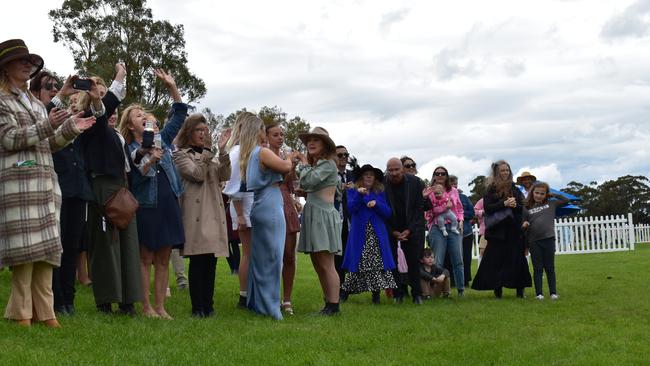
xmin=296 ymin=127 xmax=342 ymax=315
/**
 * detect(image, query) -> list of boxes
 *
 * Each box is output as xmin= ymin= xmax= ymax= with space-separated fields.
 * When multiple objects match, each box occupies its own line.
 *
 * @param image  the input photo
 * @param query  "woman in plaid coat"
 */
xmin=0 ymin=39 xmax=96 ymax=327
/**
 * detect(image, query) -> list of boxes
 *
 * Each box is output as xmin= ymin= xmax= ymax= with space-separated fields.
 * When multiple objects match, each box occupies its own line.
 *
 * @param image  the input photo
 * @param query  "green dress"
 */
xmin=297 ymin=159 xmax=342 ymax=254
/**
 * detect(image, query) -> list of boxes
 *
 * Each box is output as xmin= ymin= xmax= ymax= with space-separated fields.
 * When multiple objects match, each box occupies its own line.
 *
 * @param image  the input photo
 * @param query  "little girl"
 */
xmin=522 ymin=182 xmax=569 ymax=300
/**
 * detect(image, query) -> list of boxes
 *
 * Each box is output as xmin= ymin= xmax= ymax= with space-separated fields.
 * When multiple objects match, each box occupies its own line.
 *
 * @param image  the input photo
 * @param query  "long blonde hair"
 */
xmin=76 ymin=76 xmax=106 ymax=112
xmin=236 ymin=112 xmax=264 ymax=183
xmin=118 ymin=104 xmax=146 ymax=144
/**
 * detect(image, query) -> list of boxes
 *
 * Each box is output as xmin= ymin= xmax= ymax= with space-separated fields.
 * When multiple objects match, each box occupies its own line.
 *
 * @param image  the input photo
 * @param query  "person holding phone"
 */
xmin=118 ymin=69 xmax=186 ymax=319
xmin=75 ymin=62 xmax=144 ymax=315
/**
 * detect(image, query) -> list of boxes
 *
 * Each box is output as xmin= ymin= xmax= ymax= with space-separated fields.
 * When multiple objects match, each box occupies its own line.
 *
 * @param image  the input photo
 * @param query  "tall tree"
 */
xmin=49 ymin=0 xmax=206 ymax=118
xmin=468 ymin=175 xmax=487 ymax=204
xmin=257 ymin=105 xmax=310 ymax=151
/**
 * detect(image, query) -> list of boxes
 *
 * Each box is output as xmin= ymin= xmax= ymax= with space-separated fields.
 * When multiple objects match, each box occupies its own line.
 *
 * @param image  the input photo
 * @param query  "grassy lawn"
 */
xmin=1 ymin=244 xmax=649 ymax=365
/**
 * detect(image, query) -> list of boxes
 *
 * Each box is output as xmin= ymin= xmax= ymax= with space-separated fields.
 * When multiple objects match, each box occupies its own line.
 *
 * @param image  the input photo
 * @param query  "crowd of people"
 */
xmin=0 ymin=39 xmax=566 ymax=327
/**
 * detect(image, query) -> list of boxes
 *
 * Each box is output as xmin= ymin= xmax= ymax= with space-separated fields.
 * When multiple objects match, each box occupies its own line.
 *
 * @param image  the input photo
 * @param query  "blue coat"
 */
xmin=128 ymin=102 xmax=187 ymax=208
xmin=342 ymin=188 xmax=396 ymax=272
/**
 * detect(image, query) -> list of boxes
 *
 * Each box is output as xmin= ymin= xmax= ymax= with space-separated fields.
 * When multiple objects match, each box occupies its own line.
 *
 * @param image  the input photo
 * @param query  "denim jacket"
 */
xmin=127 ymin=102 xmax=187 ymax=208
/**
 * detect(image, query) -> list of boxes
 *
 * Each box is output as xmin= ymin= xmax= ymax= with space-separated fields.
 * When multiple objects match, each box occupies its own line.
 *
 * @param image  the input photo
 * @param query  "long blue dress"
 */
xmin=246 ymin=146 xmax=285 ymax=320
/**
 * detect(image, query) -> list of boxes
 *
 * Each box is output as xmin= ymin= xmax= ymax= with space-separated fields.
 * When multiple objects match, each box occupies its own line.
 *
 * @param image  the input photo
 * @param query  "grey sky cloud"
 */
xmin=600 ymin=0 xmax=650 ymax=40
xmin=379 ymin=8 xmax=411 ymax=36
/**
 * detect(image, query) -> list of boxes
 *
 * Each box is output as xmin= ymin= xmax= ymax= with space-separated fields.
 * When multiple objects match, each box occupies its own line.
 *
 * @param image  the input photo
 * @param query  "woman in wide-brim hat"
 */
xmin=0 ymin=39 xmax=96 ymax=327
xmin=295 ymin=126 xmax=343 ymax=315
xmin=341 ymin=164 xmax=396 ymax=304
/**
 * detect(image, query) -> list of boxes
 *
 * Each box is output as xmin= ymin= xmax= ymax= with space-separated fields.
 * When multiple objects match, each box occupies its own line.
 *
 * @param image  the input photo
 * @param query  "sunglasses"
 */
xmin=43 ymin=82 xmax=59 ymax=91
xmin=337 ymin=153 xmax=350 ymax=158
xmin=434 ymin=172 xmax=447 ymax=176
xmin=404 ymin=163 xmax=416 ymax=169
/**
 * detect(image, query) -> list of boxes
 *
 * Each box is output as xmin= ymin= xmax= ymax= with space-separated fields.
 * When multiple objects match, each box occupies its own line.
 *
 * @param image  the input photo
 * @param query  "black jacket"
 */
xmin=46 ymin=102 xmax=93 ymax=201
xmin=76 ymin=91 xmax=126 ymax=179
xmin=384 ymin=174 xmax=431 ymax=239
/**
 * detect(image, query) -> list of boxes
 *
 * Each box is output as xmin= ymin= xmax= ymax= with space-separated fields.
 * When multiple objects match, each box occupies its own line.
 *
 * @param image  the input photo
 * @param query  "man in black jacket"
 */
xmin=384 ymin=157 xmax=431 ymax=304
xmin=334 ymin=145 xmax=354 ymax=300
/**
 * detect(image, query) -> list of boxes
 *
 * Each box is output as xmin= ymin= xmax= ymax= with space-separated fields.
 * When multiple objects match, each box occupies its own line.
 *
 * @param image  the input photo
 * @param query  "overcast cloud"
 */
xmin=3 ymin=0 xmax=649 ymax=193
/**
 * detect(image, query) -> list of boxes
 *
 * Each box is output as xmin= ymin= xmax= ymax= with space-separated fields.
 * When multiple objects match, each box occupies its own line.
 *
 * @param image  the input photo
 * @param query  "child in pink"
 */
xmin=425 ymin=183 xmax=462 ymax=237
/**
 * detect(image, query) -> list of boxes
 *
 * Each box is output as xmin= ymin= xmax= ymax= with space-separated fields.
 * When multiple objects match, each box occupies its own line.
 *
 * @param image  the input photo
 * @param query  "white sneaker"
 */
xmin=535 ymin=294 xmax=544 ymax=300
xmin=550 ymin=294 xmax=559 ymax=300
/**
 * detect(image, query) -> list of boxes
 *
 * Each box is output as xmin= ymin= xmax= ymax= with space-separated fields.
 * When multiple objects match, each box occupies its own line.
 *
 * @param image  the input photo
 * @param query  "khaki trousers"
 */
xmin=4 ymin=262 xmax=56 ymax=321
xmin=420 ymin=277 xmax=451 ymax=298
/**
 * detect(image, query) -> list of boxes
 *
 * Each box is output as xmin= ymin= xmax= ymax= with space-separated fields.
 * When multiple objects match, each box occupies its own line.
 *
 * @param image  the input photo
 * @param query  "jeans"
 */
xmin=428 ymin=224 xmax=464 ymax=292
xmin=529 ymin=237 xmax=557 ymax=296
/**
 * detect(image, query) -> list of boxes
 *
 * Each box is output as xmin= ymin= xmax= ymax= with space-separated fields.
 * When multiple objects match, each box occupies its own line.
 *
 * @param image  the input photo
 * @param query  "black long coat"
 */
xmin=471 ymin=183 xmax=532 ymax=290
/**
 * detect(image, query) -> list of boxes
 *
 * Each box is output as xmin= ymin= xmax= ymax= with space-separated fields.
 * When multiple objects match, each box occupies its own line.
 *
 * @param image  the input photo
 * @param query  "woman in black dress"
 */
xmin=471 ymin=160 xmax=532 ymax=298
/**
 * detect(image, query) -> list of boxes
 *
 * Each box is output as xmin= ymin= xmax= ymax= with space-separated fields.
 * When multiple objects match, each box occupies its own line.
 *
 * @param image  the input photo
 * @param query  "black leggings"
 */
xmin=529 ymin=237 xmax=557 ymax=296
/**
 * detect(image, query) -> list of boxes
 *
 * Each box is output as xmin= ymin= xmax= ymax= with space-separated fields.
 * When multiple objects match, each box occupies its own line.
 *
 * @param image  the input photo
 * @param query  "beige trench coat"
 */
xmin=173 ymin=148 xmax=231 ymax=256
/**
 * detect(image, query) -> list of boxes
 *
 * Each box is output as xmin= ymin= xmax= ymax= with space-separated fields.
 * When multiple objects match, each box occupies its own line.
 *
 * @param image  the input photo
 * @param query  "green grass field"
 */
xmin=1 ymin=244 xmax=649 ymax=365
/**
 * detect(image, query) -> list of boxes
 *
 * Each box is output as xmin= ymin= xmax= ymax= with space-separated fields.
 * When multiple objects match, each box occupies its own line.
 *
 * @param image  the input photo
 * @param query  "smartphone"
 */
xmin=154 ymin=133 xmax=162 ymax=149
xmin=72 ymin=79 xmax=92 ymax=91
xmin=142 ymin=130 xmax=154 ymax=148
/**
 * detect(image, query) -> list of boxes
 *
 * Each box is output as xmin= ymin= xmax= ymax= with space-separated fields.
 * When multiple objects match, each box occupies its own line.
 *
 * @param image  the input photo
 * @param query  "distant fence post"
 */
xmin=628 ymin=213 xmax=635 ymax=251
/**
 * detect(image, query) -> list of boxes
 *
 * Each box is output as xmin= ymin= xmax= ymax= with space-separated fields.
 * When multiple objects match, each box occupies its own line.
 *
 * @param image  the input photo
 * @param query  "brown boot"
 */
xmin=43 ymin=318 xmax=61 ymax=328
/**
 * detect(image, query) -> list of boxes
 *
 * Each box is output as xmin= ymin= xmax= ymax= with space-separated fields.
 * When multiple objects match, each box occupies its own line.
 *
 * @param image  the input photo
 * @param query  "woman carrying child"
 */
xmin=424 ymin=166 xmax=465 ymax=297
xmin=341 ymin=165 xmax=397 ymax=304
xmin=522 ymin=182 xmax=568 ymax=300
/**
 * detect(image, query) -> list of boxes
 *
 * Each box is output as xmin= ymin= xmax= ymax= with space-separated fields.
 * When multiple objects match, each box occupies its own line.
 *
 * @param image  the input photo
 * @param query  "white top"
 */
xmin=223 ymin=145 xmax=253 ymax=199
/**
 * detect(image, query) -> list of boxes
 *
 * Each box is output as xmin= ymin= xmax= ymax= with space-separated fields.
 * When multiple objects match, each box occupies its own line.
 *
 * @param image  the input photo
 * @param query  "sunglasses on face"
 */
xmin=43 ymin=82 xmax=59 ymax=91
xmin=404 ymin=163 xmax=416 ymax=169
xmin=434 ymin=172 xmax=447 ymax=176
xmin=337 ymin=153 xmax=350 ymax=158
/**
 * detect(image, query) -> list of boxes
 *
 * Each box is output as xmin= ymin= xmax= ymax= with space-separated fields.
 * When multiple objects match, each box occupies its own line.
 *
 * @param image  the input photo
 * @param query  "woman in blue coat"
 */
xmin=341 ymin=165 xmax=397 ymax=304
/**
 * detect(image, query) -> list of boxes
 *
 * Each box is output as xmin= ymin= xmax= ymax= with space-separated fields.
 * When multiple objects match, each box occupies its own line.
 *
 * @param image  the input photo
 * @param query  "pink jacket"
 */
xmin=474 ymin=198 xmax=485 ymax=235
xmin=425 ymin=187 xmax=463 ymax=230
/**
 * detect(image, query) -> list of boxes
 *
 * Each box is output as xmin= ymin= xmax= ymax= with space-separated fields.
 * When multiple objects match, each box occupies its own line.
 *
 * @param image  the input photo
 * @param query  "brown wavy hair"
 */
xmin=486 ymin=160 xmax=514 ymax=199
xmin=175 ymin=113 xmax=208 ymax=149
xmin=429 ymin=166 xmax=452 ymax=191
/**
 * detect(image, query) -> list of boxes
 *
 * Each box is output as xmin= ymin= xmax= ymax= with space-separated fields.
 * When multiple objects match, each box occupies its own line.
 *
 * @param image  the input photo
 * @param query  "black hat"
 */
xmin=0 ymin=39 xmax=44 ymax=78
xmin=353 ymin=164 xmax=384 ymax=183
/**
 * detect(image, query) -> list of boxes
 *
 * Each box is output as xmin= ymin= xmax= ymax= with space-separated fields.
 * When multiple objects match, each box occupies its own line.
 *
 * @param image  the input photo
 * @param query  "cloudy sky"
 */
xmin=4 ymin=0 xmax=650 ymax=192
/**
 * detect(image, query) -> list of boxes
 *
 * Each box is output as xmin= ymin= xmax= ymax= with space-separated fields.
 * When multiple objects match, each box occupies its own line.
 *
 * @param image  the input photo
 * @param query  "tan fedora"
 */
xmin=298 ymin=126 xmax=336 ymax=153
xmin=516 ymin=171 xmax=537 ymax=184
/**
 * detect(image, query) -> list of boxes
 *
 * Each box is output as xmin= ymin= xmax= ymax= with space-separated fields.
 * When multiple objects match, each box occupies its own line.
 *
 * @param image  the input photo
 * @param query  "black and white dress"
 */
xmin=342 ymin=222 xmax=397 ymax=294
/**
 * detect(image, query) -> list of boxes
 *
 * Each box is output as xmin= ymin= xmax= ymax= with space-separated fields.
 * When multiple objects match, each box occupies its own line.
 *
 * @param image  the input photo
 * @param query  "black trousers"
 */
xmin=53 ymin=197 xmax=87 ymax=308
xmin=188 ymin=254 xmax=217 ymax=315
xmin=390 ymin=233 xmax=424 ymax=298
xmin=226 ymin=240 xmax=241 ymax=272
xmin=335 ymin=219 xmax=349 ymax=288
xmin=462 ymin=234 xmax=474 ymax=286
xmin=529 ymin=237 xmax=557 ymax=295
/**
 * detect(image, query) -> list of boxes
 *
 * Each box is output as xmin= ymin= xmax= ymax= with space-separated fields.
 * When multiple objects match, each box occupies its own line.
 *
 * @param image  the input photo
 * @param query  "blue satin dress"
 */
xmin=245 ymin=146 xmax=285 ymax=320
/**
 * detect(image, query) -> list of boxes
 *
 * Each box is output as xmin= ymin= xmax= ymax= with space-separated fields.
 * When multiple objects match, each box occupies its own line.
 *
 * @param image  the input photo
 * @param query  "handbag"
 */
xmin=484 ymin=208 xmax=513 ymax=230
xmin=397 ymin=241 xmax=408 ymax=274
xmin=103 ymin=187 xmax=139 ymax=230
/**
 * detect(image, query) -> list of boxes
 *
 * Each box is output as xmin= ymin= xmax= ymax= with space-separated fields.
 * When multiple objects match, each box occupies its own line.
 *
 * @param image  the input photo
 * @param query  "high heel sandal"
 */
xmin=281 ymin=301 xmax=294 ymax=316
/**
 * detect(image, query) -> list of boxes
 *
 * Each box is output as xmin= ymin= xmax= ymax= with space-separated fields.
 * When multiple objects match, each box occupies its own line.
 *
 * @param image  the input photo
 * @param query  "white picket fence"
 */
xmin=471 ymin=213 xmax=643 ymax=259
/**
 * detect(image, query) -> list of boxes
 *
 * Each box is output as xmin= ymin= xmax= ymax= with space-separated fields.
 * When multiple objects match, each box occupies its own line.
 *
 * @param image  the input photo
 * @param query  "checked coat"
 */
xmin=0 ymin=86 xmax=81 ymax=268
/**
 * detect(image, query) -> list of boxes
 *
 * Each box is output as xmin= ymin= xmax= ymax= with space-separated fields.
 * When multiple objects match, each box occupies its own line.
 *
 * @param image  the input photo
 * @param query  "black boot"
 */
xmin=118 ymin=303 xmax=136 ymax=317
xmin=516 ymin=288 xmax=525 ymax=298
xmin=371 ymin=291 xmax=380 ymax=304
xmin=320 ymin=302 xmax=340 ymax=316
xmin=97 ymin=303 xmax=112 ymax=314
xmin=237 ymin=295 xmax=247 ymax=309
xmin=494 ymin=287 xmax=503 ymax=299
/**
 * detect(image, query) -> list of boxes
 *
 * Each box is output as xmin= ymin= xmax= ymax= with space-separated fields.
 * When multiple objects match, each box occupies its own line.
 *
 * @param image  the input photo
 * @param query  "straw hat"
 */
xmin=298 ymin=126 xmax=336 ymax=153
xmin=516 ymin=171 xmax=537 ymax=184
xmin=0 ymin=39 xmax=44 ymax=78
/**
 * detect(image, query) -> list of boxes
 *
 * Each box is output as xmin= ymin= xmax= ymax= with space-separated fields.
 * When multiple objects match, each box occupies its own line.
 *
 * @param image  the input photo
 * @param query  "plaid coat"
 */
xmin=0 ymin=86 xmax=81 ymax=268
